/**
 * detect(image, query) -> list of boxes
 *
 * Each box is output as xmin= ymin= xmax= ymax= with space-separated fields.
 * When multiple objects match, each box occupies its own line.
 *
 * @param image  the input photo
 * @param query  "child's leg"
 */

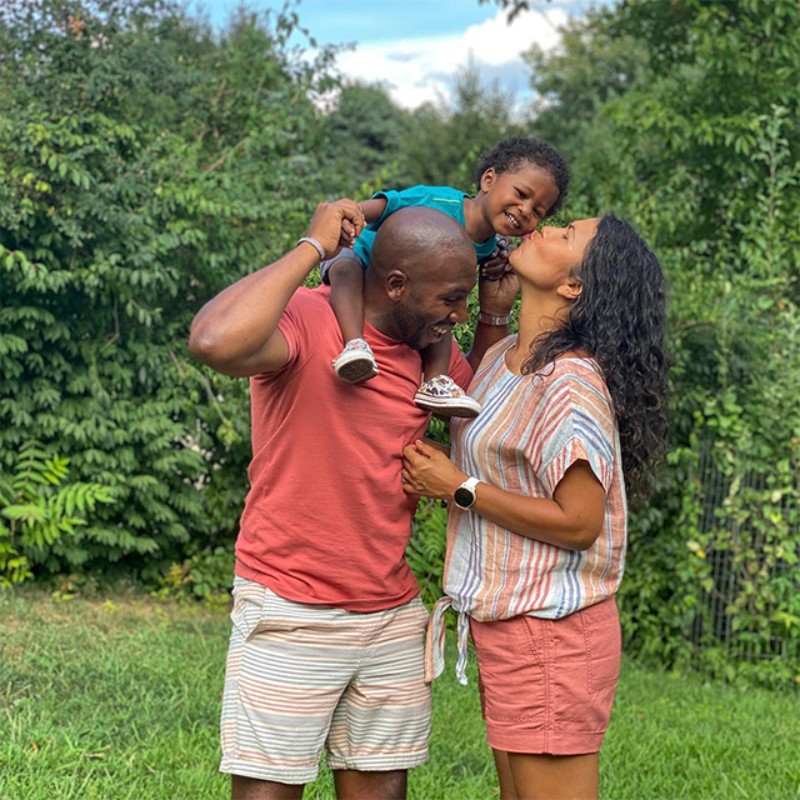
xmin=328 ymin=257 xmax=367 ymax=344
xmin=421 ymin=336 xmax=452 ymax=382
xmin=414 ymin=332 xmax=481 ymax=419
xmin=327 ymin=256 xmax=379 ymax=384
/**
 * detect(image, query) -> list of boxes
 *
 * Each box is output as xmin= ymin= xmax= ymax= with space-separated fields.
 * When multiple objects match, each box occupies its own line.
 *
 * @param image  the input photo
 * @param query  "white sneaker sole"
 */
xmin=334 ymin=352 xmax=379 ymax=384
xmin=414 ymin=393 xmax=481 ymax=418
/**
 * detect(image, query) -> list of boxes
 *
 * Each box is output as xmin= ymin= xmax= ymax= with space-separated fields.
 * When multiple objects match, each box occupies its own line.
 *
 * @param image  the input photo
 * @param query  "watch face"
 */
xmin=454 ymin=487 xmax=474 ymax=508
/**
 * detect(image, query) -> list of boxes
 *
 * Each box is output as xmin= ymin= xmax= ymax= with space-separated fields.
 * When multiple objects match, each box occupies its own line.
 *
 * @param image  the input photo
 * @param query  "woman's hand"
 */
xmin=478 ymin=254 xmax=519 ymax=318
xmin=401 ymin=439 xmax=466 ymax=500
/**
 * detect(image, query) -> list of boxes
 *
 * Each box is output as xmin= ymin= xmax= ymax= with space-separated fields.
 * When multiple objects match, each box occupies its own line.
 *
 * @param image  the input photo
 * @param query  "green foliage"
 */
xmin=317 ymin=82 xmax=411 ymax=195
xmin=523 ymin=7 xmax=648 ymax=164
xmin=406 ymin=498 xmax=448 ymax=608
xmin=318 ymin=60 xmax=527 ymax=200
xmin=0 ymin=0 xmax=341 ymax=581
xmin=402 ymin=59 xmax=525 ymax=190
xmin=155 ymin=543 xmax=234 ymax=608
xmin=0 ymin=442 xmax=116 ymax=586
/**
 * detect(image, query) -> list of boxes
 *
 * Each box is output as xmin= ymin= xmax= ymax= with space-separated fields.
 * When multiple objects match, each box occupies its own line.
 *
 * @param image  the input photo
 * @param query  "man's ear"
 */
xmin=479 ymin=167 xmax=496 ymax=194
xmin=385 ymin=269 xmax=409 ymax=300
xmin=556 ymin=277 xmax=582 ymax=302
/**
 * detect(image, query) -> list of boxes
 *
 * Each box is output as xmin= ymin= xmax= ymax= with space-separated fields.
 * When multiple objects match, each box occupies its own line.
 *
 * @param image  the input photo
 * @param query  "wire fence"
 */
xmin=689 ymin=443 xmax=800 ymax=690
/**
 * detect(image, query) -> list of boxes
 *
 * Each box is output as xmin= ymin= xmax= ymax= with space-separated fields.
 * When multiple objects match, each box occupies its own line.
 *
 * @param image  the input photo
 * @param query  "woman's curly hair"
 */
xmin=474 ymin=136 xmax=570 ymax=218
xmin=522 ymin=214 xmax=669 ymax=497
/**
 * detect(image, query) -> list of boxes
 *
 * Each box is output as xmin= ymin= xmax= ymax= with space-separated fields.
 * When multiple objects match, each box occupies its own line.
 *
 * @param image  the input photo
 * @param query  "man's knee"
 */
xmin=332 ymin=768 xmax=408 ymax=800
xmin=231 ymin=774 xmax=305 ymax=800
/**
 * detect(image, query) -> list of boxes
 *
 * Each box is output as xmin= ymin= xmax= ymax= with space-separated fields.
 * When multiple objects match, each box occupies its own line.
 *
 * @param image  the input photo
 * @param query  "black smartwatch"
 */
xmin=453 ymin=477 xmax=480 ymax=510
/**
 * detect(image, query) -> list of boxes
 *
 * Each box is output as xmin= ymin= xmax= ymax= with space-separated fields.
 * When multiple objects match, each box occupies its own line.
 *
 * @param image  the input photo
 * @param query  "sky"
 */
xmin=186 ymin=0 xmax=605 ymax=111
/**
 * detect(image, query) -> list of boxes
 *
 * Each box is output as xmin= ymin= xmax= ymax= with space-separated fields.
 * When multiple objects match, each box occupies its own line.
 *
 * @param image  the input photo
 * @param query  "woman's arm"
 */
xmin=466 ymin=268 xmax=519 ymax=371
xmin=402 ymin=439 xmax=606 ymax=551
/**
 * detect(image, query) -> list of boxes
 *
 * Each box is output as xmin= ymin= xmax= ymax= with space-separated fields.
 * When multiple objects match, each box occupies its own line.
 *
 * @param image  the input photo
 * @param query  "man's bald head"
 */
xmin=369 ymin=206 xmax=475 ymax=283
xmin=362 ymin=206 xmax=477 ymax=349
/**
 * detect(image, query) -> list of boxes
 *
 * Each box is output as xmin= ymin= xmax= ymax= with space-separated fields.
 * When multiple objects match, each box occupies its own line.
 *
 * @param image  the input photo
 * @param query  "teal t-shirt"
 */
xmin=353 ymin=185 xmax=498 ymax=266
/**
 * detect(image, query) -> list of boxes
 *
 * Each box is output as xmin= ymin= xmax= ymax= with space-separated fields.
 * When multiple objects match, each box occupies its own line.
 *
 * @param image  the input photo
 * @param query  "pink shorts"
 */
xmin=469 ymin=596 xmax=621 ymax=756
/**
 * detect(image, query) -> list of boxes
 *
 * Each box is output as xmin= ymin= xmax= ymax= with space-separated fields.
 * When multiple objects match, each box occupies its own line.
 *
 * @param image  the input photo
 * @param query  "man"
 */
xmin=189 ymin=199 xmax=516 ymax=800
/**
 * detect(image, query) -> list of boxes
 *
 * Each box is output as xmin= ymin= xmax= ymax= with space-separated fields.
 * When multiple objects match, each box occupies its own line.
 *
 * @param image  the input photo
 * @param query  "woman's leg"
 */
xmin=472 ymin=605 xmax=618 ymax=800
xmin=492 ymin=748 xmax=519 ymax=800
xmin=504 ymin=751 xmax=599 ymax=800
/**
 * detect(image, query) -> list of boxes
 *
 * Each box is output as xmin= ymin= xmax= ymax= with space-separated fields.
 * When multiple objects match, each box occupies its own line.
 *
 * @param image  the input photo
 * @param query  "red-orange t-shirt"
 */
xmin=234 ymin=286 xmax=472 ymax=611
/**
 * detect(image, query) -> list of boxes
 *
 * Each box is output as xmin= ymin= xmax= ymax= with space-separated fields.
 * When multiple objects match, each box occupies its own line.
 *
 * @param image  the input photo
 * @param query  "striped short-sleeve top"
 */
xmin=444 ymin=336 xmax=627 ymax=621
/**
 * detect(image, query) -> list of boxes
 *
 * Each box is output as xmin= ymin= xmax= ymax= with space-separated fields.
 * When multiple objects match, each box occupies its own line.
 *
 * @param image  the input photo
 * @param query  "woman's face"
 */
xmin=509 ymin=218 xmax=600 ymax=292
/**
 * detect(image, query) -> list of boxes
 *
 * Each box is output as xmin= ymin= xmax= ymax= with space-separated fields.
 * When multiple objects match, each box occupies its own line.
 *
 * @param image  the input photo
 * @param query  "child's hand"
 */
xmin=480 ymin=236 xmax=514 ymax=280
xmin=339 ymin=209 xmax=362 ymax=249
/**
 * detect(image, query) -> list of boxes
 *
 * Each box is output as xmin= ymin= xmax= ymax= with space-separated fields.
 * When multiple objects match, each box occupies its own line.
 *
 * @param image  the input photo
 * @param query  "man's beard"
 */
xmin=392 ymin=301 xmax=432 ymax=351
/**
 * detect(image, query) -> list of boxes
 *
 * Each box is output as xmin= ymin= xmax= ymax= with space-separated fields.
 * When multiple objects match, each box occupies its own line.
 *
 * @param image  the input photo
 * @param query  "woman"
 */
xmin=401 ymin=216 xmax=668 ymax=800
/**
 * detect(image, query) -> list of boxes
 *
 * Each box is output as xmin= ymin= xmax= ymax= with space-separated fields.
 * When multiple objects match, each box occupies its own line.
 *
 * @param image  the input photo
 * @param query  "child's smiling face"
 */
xmin=477 ymin=163 xmax=560 ymax=239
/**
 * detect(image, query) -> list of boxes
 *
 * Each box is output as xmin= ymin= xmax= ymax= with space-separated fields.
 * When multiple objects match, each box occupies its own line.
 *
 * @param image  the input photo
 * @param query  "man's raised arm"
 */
xmin=188 ymin=199 xmax=365 ymax=377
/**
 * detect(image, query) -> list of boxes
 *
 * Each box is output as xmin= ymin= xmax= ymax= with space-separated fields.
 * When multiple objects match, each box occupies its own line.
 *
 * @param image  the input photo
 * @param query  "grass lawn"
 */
xmin=1 ymin=589 xmax=798 ymax=799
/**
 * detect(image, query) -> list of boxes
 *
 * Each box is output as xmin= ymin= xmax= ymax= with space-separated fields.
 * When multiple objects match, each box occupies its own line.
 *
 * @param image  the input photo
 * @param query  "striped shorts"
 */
xmin=219 ymin=577 xmax=432 ymax=784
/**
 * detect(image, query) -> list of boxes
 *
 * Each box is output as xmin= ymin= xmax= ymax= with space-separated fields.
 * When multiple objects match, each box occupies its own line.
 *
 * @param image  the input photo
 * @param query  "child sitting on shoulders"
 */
xmin=322 ymin=136 xmax=570 ymax=418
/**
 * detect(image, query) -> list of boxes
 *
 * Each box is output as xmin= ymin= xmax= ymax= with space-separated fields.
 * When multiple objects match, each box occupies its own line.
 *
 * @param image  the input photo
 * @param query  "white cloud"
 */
xmin=461 ymin=6 xmax=570 ymax=66
xmin=333 ymin=6 xmax=570 ymax=110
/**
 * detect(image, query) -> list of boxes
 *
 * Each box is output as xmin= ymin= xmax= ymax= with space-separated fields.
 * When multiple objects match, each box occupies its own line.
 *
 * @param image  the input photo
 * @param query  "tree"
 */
xmin=0 ymin=442 xmax=116 ymax=585
xmin=522 ymin=7 xmax=648 ymax=164
xmin=402 ymin=59 xmax=525 ymax=191
xmin=0 ymin=0 xmax=338 ymax=579
xmin=318 ymin=82 xmax=413 ymax=197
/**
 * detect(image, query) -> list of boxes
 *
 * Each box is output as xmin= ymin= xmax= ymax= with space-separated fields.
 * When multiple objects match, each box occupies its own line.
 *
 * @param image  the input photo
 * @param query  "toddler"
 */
xmin=323 ymin=136 xmax=570 ymax=417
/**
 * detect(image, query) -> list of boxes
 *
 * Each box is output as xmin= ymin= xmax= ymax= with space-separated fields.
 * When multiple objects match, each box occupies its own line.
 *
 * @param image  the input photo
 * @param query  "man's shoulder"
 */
xmin=288 ymin=284 xmax=331 ymax=310
xmin=281 ymin=285 xmax=335 ymax=335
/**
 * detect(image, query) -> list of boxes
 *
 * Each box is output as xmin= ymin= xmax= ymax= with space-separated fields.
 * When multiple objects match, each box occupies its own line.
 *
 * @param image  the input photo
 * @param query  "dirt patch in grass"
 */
xmin=1 ymin=587 xmax=230 ymax=652
xmin=4 ymin=586 xmax=228 ymax=623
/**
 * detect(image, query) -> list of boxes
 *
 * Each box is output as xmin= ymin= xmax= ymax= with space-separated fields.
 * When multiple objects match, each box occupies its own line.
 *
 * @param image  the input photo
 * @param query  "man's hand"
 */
xmin=304 ymin=199 xmax=366 ymax=258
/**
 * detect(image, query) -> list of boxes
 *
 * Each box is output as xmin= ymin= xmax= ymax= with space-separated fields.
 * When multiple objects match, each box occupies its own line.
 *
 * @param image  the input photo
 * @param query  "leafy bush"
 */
xmin=0 ymin=0 xmax=335 ymax=580
xmin=155 ymin=543 xmax=235 ymax=609
xmin=561 ymin=2 xmax=800 ymax=687
xmin=0 ymin=442 xmax=117 ymax=586
xmin=406 ymin=499 xmax=448 ymax=608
